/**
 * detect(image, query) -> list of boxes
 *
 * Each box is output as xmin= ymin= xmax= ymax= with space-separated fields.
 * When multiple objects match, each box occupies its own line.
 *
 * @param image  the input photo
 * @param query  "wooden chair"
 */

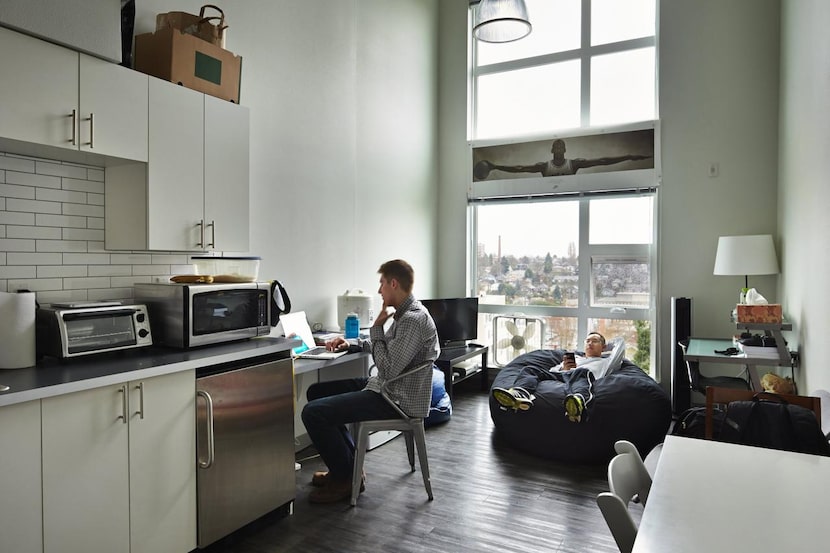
xmin=704 ymin=386 xmax=822 ymax=440
xmin=350 ymin=361 xmax=435 ymax=506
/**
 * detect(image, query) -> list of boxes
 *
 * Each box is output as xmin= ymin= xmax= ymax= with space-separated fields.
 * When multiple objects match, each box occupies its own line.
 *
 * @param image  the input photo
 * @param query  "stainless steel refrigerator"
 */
xmin=196 ymin=356 xmax=295 ymax=548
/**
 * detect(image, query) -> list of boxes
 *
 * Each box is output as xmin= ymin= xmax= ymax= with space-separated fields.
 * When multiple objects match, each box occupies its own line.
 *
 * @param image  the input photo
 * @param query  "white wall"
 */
xmin=138 ymin=0 xmax=440 ymax=330
xmin=779 ymin=0 xmax=830 ymax=393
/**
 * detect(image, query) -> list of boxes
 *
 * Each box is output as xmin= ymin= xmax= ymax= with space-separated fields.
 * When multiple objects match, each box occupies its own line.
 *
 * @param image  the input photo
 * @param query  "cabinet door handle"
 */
xmin=117 ymin=385 xmax=128 ymax=424
xmin=196 ymin=220 xmax=205 ymax=249
xmin=207 ymin=220 xmax=215 ymax=249
xmin=134 ymin=382 xmax=145 ymax=419
xmin=196 ymin=390 xmax=215 ymax=469
xmin=85 ymin=112 xmax=94 ymax=148
xmin=68 ymin=109 xmax=77 ymax=145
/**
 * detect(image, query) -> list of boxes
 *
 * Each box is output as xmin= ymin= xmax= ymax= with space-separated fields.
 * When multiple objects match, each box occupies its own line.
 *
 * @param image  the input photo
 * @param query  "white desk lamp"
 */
xmin=713 ymin=234 xmax=780 ymax=302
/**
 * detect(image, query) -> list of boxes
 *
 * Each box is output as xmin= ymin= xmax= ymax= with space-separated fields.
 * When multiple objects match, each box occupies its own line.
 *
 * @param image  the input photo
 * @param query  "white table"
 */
xmin=633 ymin=435 xmax=830 ymax=552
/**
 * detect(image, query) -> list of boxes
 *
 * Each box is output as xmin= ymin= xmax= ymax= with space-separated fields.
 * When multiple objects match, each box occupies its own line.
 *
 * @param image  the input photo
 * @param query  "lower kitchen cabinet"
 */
xmin=0 ymin=400 xmax=43 ymax=553
xmin=41 ymin=370 xmax=196 ymax=553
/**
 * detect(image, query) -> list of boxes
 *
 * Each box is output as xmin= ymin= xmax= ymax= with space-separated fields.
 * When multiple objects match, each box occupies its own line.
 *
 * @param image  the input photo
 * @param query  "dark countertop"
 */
xmin=0 ymin=336 xmax=299 ymax=407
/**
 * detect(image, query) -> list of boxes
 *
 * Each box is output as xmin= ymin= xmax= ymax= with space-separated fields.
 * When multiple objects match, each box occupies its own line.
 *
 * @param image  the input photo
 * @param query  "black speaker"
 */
xmin=671 ymin=297 xmax=692 ymax=414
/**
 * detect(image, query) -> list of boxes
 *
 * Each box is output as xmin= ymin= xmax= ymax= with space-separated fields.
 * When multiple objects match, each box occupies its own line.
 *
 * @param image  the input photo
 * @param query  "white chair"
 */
xmin=597 ymin=491 xmax=638 ymax=553
xmin=608 ymin=450 xmax=652 ymax=506
xmin=350 ymin=361 xmax=435 ymax=506
xmin=614 ymin=439 xmax=662 ymax=480
xmin=597 ymin=451 xmax=653 ymax=553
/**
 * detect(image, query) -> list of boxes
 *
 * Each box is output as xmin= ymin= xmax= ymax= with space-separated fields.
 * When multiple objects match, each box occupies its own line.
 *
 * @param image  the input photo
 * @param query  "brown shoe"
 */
xmin=308 ymin=478 xmax=354 ymax=504
xmin=311 ymin=470 xmax=366 ymax=492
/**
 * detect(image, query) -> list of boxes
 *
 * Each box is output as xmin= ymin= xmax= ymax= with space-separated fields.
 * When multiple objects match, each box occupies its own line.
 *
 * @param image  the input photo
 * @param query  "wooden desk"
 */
xmin=633 ymin=435 xmax=830 ymax=552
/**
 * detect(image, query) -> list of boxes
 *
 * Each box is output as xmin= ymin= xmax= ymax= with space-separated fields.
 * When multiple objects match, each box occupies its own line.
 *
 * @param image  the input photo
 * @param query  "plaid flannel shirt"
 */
xmin=363 ymin=295 xmax=439 ymax=418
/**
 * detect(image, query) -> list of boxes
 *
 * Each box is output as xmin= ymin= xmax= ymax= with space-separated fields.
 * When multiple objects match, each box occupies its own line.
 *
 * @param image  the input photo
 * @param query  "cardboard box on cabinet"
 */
xmin=134 ymin=27 xmax=241 ymax=103
xmin=736 ymin=304 xmax=783 ymax=324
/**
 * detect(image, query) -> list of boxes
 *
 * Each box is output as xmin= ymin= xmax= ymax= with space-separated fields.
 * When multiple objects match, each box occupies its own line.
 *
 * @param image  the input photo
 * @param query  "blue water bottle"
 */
xmin=345 ymin=312 xmax=359 ymax=339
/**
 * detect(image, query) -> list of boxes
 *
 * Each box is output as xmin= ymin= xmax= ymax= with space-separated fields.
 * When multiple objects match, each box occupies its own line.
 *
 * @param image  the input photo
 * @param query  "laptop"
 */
xmin=279 ymin=311 xmax=347 ymax=360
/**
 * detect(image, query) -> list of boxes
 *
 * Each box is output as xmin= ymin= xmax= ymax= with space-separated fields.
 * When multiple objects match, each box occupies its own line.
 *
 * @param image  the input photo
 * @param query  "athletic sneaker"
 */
xmin=492 ymin=386 xmax=535 ymax=411
xmin=563 ymin=393 xmax=585 ymax=422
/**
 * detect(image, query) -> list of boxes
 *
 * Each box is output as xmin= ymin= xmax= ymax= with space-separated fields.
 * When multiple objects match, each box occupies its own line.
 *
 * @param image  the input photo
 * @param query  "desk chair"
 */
xmin=350 ymin=361 xmax=435 ymax=506
xmin=679 ymin=340 xmax=751 ymax=396
xmin=704 ymin=386 xmax=822 ymax=440
xmin=597 ymin=452 xmax=651 ymax=553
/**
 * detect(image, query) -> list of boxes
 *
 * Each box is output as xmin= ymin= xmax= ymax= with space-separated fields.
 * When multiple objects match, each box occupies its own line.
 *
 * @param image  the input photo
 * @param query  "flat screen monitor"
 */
xmin=421 ymin=297 xmax=478 ymax=348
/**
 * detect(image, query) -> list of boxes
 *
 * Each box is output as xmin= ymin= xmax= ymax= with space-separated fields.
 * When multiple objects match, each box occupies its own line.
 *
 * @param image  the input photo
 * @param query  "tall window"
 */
xmin=469 ymin=0 xmax=658 ymax=373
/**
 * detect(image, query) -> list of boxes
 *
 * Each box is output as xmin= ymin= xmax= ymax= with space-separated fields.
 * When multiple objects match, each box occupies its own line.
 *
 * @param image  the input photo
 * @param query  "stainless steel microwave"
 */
xmin=134 ymin=282 xmax=271 ymax=349
xmin=36 ymin=303 xmax=153 ymax=359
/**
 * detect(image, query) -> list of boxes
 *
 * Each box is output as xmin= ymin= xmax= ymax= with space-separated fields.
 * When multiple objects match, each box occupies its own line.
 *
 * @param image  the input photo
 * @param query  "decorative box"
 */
xmin=736 ymin=304 xmax=783 ymax=324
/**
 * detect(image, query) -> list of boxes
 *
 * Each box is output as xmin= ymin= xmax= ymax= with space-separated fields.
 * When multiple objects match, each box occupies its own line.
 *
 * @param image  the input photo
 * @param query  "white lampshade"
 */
xmin=713 ymin=234 xmax=779 ymax=288
xmin=473 ymin=0 xmax=532 ymax=43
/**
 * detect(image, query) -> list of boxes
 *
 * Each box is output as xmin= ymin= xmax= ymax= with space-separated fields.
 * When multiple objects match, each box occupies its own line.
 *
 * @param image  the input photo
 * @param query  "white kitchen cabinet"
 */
xmin=0 ymin=26 xmax=78 ymax=150
xmin=0 ymin=26 xmax=148 ymax=162
xmin=0 ymin=400 xmax=43 ymax=553
xmin=128 ymin=370 xmax=197 ymax=553
xmin=79 ymin=54 xmax=149 ymax=161
xmin=41 ymin=370 xmax=196 ymax=553
xmin=106 ymin=78 xmax=250 ymax=252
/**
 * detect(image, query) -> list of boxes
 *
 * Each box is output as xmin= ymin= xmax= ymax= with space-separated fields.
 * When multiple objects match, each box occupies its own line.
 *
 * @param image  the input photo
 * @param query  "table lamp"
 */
xmin=713 ymin=234 xmax=779 ymax=302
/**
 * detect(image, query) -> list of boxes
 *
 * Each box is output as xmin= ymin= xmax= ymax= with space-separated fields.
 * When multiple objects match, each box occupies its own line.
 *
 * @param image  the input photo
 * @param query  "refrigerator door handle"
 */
xmin=196 ymin=389 xmax=215 ymax=469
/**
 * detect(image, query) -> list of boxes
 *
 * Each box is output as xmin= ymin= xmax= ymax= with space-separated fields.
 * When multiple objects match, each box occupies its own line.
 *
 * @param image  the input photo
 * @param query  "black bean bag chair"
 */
xmin=489 ymin=349 xmax=671 ymax=464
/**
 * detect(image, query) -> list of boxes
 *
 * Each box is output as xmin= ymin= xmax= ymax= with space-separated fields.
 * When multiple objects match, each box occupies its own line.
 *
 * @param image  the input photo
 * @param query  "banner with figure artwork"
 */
xmin=470 ymin=123 xmax=658 ymax=200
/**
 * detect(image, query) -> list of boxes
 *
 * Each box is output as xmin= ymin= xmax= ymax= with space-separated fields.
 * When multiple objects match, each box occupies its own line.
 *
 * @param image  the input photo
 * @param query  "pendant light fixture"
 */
xmin=473 ymin=0 xmax=532 ymax=43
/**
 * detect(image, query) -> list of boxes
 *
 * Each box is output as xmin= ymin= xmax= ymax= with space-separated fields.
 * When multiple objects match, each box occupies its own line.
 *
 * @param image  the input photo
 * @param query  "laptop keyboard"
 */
xmin=302 ymin=346 xmax=328 ymax=356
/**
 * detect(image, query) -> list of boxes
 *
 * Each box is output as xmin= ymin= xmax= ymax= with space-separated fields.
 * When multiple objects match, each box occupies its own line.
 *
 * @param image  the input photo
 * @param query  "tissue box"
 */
xmin=736 ymin=304 xmax=783 ymax=324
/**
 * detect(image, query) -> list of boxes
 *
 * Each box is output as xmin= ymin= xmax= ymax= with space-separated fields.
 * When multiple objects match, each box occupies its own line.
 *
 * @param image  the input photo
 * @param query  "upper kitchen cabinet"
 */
xmin=0 ymin=27 xmax=148 ymax=162
xmin=106 ymin=78 xmax=250 ymax=252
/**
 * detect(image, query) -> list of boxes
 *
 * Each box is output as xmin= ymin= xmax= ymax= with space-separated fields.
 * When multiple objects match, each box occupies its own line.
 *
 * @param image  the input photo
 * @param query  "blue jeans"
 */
xmin=301 ymin=378 xmax=401 ymax=481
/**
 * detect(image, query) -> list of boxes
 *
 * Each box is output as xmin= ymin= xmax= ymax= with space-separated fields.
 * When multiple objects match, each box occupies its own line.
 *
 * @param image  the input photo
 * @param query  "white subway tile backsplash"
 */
xmin=62 ymin=253 xmax=111 ymax=264
xmin=0 ymin=211 xmax=35 ymax=225
xmin=0 ymin=265 xmax=36 ymax=279
xmin=36 ymin=239 xmax=88 ymax=253
xmin=62 ymin=228 xmax=105 ymax=242
xmin=110 ymin=253 xmax=152 ymax=264
xmin=1 ymin=183 xmax=36 ymax=199
xmin=0 ymin=156 xmax=35 ymax=172
xmin=8 ymin=277 xmax=62 ymax=292
xmin=88 ymin=264 xmax=131 ymax=277
xmin=111 ymin=275 xmax=154 ymax=288
xmin=7 ymin=198 xmax=62 ymax=214
xmin=7 ymin=226 xmax=61 ymax=240
xmin=38 ymin=265 xmax=87 ymax=278
xmin=36 ymin=188 xmax=87 ymax=204
xmin=36 ymin=214 xmax=87 ymax=228
xmin=0 ymin=238 xmax=36 ymax=252
xmin=6 ymin=171 xmax=61 ymax=189
xmin=7 ymin=252 xmax=63 ymax=265
xmin=63 ymin=178 xmax=105 ymax=194
xmin=1 ymin=150 xmax=200 ymax=304
xmin=63 ymin=276 xmax=112 ymax=289
xmin=62 ymin=203 xmax=105 ymax=217
xmin=35 ymin=161 xmax=89 ymax=179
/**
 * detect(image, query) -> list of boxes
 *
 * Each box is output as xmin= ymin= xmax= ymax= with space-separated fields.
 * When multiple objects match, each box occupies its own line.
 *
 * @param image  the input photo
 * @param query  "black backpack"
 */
xmin=719 ymin=394 xmax=830 ymax=456
xmin=672 ymin=406 xmax=726 ymax=439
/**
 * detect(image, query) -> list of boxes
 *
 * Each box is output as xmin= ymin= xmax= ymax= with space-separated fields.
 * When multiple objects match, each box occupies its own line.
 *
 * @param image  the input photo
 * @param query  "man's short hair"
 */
xmin=587 ymin=331 xmax=606 ymax=347
xmin=378 ymin=259 xmax=414 ymax=293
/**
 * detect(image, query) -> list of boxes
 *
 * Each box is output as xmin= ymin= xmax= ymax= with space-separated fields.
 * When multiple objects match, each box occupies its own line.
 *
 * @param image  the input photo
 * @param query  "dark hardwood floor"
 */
xmin=201 ymin=376 xmax=643 ymax=553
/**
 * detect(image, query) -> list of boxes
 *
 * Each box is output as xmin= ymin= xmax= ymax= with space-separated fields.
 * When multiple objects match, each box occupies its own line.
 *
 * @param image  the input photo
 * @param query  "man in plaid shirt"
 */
xmin=302 ymin=259 xmax=440 ymax=504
